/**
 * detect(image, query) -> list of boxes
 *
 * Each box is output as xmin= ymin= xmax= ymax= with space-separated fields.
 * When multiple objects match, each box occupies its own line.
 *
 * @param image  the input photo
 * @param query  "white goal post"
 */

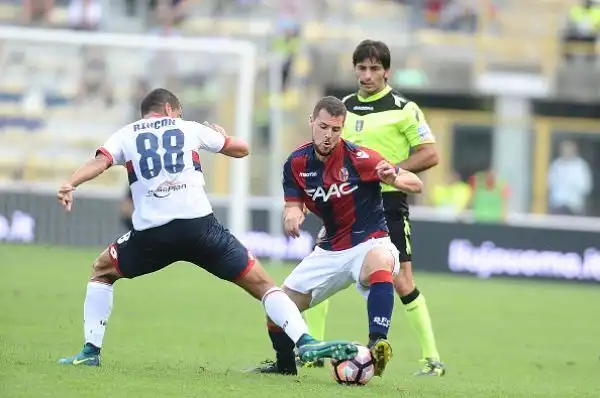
xmin=0 ymin=26 xmax=256 ymax=238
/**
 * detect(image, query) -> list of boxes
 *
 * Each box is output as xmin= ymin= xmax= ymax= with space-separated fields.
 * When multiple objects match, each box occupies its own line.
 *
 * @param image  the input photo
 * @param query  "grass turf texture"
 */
xmin=1 ymin=243 xmax=599 ymax=397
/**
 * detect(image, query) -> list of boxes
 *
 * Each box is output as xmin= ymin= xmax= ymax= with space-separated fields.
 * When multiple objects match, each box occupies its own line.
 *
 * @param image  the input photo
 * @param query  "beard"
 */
xmin=312 ymin=136 xmax=339 ymax=157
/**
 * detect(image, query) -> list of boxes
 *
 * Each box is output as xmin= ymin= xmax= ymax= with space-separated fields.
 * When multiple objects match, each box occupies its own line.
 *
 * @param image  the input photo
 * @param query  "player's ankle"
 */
xmin=368 ymin=333 xmax=387 ymax=346
xmin=83 ymin=343 xmax=101 ymax=355
xmin=400 ymin=287 xmax=420 ymax=305
xmin=276 ymin=352 xmax=297 ymax=371
xmin=295 ymin=333 xmax=316 ymax=347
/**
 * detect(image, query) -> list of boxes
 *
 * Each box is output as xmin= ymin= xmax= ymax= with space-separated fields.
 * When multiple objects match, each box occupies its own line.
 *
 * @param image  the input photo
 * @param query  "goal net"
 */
xmin=0 ymin=26 xmax=256 ymax=237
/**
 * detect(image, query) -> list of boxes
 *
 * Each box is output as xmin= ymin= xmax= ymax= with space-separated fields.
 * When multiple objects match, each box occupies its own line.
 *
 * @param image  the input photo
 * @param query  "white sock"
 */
xmin=84 ymin=281 xmax=113 ymax=348
xmin=262 ymin=287 xmax=309 ymax=344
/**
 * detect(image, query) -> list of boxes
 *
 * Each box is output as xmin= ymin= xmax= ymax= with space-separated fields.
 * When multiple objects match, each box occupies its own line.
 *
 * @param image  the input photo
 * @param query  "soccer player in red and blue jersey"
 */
xmin=251 ymin=96 xmax=423 ymax=377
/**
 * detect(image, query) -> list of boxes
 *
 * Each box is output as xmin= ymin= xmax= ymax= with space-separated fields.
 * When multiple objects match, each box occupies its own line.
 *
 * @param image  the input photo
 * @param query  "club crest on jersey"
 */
xmin=339 ymin=167 xmax=349 ymax=182
xmin=355 ymin=120 xmax=364 ymax=132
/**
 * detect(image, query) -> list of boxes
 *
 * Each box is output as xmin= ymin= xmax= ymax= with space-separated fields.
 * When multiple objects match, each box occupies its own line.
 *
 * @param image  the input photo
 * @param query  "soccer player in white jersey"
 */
xmin=56 ymin=88 xmax=359 ymax=367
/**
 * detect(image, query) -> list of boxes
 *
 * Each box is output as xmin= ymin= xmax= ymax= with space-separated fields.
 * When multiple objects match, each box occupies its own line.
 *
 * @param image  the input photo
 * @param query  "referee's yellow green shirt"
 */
xmin=342 ymin=85 xmax=435 ymax=193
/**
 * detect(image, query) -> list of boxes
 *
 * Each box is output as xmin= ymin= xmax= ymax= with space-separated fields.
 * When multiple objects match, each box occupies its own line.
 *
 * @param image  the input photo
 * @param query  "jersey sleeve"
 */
xmin=352 ymin=147 xmax=386 ymax=183
xmin=96 ymin=131 xmax=125 ymax=166
xmin=400 ymin=102 xmax=435 ymax=147
xmin=282 ymin=156 xmax=303 ymax=204
xmin=186 ymin=121 xmax=227 ymax=153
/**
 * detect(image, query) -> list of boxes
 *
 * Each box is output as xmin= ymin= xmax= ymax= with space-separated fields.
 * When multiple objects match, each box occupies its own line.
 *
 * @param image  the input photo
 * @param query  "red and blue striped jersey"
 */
xmin=283 ymin=139 xmax=389 ymax=251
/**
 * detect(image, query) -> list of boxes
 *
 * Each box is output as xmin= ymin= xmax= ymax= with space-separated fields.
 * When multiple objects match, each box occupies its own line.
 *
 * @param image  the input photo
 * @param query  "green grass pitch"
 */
xmin=1 ymin=243 xmax=599 ymax=397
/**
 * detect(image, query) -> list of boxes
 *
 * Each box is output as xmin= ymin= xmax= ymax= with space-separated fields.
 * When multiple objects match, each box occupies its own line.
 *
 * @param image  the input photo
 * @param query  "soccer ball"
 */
xmin=330 ymin=345 xmax=375 ymax=386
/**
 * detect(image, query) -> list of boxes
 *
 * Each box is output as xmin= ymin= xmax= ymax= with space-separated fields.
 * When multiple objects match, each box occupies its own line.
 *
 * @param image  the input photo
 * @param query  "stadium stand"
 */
xmin=0 ymin=0 xmax=598 ymax=192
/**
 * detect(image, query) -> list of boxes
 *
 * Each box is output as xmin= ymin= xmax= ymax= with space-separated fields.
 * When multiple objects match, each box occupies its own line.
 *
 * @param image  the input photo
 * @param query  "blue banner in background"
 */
xmin=2 ymin=190 xmax=599 ymax=281
xmin=410 ymin=221 xmax=600 ymax=282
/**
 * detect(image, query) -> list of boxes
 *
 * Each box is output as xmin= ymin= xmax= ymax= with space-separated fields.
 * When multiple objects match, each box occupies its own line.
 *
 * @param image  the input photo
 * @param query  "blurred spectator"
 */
xmin=431 ymin=171 xmax=471 ymax=217
xmin=424 ymin=0 xmax=445 ymax=26
xmin=150 ymin=0 xmax=187 ymax=27
xmin=563 ymin=0 xmax=600 ymax=61
xmin=144 ymin=2 xmax=184 ymax=89
xmin=125 ymin=0 xmax=187 ymax=21
xmin=547 ymin=140 xmax=592 ymax=216
xmin=68 ymin=0 xmax=102 ymax=31
xmin=468 ymin=169 xmax=509 ymax=223
xmin=272 ymin=20 xmax=301 ymax=92
xmin=130 ymin=79 xmax=151 ymax=121
xmin=77 ymin=47 xmax=113 ymax=107
xmin=437 ymin=0 xmax=478 ymax=33
xmin=21 ymin=0 xmax=54 ymax=26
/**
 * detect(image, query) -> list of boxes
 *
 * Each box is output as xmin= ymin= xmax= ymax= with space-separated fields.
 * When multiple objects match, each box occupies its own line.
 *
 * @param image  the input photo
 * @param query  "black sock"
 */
xmin=267 ymin=322 xmax=296 ymax=371
xmin=400 ymin=287 xmax=420 ymax=305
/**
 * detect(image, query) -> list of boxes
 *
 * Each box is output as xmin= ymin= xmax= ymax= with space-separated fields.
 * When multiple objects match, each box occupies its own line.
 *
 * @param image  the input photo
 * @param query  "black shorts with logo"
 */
xmin=382 ymin=191 xmax=412 ymax=263
xmin=108 ymin=214 xmax=253 ymax=281
xmin=314 ymin=191 xmax=413 ymax=263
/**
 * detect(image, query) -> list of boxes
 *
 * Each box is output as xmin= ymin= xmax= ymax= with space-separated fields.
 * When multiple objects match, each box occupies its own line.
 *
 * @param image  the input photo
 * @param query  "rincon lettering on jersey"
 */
xmin=133 ymin=118 xmax=176 ymax=132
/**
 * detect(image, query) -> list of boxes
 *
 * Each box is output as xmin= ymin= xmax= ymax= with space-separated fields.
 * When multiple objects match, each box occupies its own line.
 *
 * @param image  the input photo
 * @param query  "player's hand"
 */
xmin=203 ymin=121 xmax=228 ymax=137
xmin=375 ymin=160 xmax=398 ymax=185
xmin=284 ymin=206 xmax=305 ymax=238
xmin=57 ymin=183 xmax=75 ymax=212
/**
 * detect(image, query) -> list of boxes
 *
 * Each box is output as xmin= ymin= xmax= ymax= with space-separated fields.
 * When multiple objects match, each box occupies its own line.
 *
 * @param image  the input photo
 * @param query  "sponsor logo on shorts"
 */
xmin=146 ymin=181 xmax=187 ymax=198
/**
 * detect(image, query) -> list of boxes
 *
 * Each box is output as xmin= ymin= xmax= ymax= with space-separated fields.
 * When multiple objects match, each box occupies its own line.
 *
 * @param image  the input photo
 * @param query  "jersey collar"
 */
xmin=357 ymin=85 xmax=392 ymax=103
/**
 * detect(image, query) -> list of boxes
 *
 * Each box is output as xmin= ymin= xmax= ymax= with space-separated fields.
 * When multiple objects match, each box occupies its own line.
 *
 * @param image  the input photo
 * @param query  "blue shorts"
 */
xmin=108 ymin=214 xmax=254 ymax=281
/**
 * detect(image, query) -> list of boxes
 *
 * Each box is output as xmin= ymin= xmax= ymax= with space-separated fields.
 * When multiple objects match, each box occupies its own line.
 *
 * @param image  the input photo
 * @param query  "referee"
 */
xmin=304 ymin=40 xmax=445 ymax=376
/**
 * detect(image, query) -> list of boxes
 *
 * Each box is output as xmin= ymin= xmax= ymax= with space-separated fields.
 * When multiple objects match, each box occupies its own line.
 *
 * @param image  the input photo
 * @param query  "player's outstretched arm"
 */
xmin=376 ymin=160 xmax=423 ymax=194
xmin=68 ymin=154 xmax=112 ymax=188
xmin=57 ymin=153 xmax=112 ymax=211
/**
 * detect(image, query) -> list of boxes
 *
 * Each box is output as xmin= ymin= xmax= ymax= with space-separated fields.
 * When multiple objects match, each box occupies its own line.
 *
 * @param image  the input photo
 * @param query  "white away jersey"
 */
xmin=97 ymin=117 xmax=227 ymax=231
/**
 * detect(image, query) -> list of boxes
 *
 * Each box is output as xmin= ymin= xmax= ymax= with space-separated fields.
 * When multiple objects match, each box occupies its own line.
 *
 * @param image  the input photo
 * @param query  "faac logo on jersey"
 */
xmin=305 ymin=182 xmax=358 ymax=202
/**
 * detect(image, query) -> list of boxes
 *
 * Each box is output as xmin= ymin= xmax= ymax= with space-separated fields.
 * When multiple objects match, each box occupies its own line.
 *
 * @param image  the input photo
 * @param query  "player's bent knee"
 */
xmin=90 ymin=250 xmax=121 ymax=284
xmin=235 ymin=260 xmax=277 ymax=301
xmin=359 ymin=247 xmax=395 ymax=286
xmin=363 ymin=247 xmax=394 ymax=273
xmin=281 ymin=285 xmax=311 ymax=312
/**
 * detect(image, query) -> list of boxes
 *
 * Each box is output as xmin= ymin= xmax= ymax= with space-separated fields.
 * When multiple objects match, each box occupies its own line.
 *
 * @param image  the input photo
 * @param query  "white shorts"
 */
xmin=283 ymin=237 xmax=400 ymax=307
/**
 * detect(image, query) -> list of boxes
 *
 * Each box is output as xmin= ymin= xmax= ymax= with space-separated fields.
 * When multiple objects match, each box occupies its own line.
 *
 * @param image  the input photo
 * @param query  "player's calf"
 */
xmin=359 ymin=246 xmax=396 ymax=376
xmin=59 ymin=248 xmax=119 ymax=365
xmin=393 ymin=261 xmax=415 ymax=297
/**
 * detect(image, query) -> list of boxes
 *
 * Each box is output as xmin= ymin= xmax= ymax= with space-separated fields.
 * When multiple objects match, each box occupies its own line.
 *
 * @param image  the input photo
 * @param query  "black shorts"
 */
xmin=382 ymin=192 xmax=412 ymax=263
xmin=107 ymin=214 xmax=254 ymax=281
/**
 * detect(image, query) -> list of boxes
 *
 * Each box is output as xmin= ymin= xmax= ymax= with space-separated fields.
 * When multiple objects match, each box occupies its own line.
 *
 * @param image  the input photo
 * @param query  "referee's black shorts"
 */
xmin=382 ymin=192 xmax=412 ymax=263
xmin=313 ymin=191 xmax=413 ymax=263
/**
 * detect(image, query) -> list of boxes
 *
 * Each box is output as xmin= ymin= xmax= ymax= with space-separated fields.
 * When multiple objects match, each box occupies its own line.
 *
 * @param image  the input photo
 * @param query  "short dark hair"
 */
xmin=312 ymin=96 xmax=347 ymax=120
xmin=140 ymin=88 xmax=181 ymax=116
xmin=352 ymin=40 xmax=391 ymax=69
